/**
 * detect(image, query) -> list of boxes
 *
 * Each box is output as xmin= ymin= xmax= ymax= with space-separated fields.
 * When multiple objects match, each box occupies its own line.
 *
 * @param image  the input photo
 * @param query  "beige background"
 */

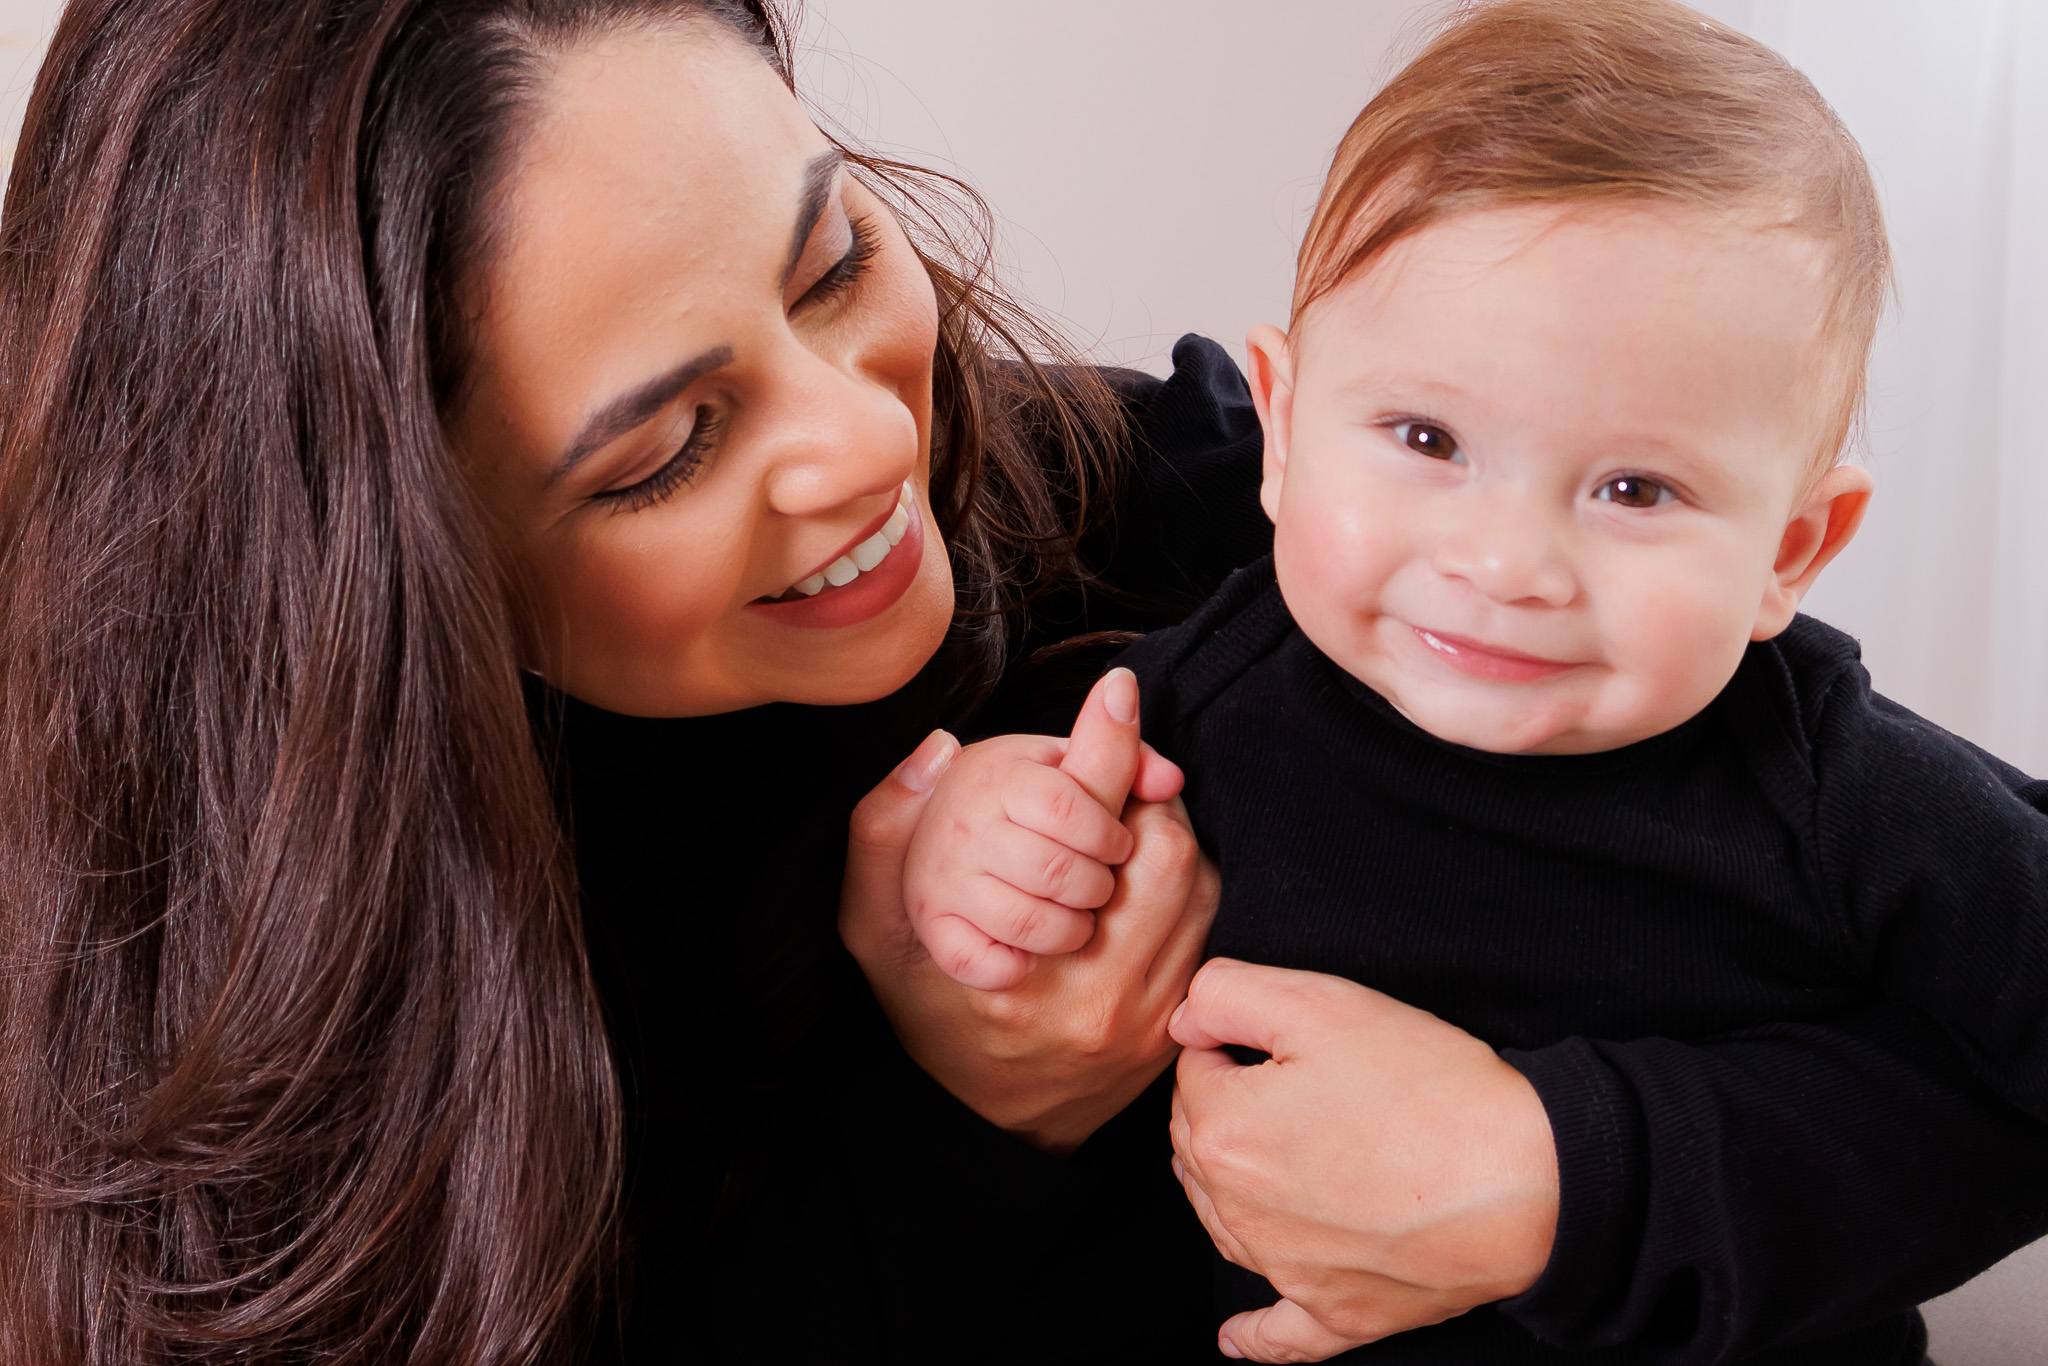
xmin=3 ymin=0 xmax=2044 ymax=1357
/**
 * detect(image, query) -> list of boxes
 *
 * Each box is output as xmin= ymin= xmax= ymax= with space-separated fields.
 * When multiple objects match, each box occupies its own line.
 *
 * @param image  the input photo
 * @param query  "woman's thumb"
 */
xmin=1062 ymin=667 xmax=1144 ymax=816
xmin=842 ymin=730 xmax=958 ymax=958
xmin=848 ymin=729 xmax=958 ymax=856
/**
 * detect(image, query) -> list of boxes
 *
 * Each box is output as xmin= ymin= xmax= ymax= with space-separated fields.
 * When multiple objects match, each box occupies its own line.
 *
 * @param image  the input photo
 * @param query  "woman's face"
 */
xmin=454 ymin=21 xmax=953 ymax=717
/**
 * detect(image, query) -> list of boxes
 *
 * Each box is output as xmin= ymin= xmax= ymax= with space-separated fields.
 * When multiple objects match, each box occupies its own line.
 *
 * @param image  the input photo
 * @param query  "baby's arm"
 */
xmin=902 ymin=668 xmax=1183 ymax=991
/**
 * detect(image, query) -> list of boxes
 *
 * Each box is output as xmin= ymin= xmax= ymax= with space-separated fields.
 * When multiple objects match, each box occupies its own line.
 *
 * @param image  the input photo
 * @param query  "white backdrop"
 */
xmin=2 ymin=0 xmax=2044 ymax=1358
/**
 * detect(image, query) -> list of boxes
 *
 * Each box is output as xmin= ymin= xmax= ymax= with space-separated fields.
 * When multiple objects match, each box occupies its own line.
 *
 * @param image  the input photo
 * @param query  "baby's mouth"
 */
xmin=758 ymin=484 xmax=915 ymax=605
xmin=1412 ymin=625 xmax=1575 ymax=682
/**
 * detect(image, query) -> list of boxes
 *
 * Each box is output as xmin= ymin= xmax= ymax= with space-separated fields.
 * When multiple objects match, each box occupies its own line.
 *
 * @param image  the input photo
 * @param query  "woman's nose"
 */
xmin=758 ymin=345 xmax=919 ymax=519
xmin=1428 ymin=489 xmax=1577 ymax=608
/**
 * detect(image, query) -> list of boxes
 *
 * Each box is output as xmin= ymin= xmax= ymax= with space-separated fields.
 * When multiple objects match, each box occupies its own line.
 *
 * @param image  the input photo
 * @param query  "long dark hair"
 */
xmin=0 ymin=0 xmax=1124 ymax=1361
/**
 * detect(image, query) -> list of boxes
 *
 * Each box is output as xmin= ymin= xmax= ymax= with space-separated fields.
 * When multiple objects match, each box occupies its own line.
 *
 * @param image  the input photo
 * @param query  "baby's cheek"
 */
xmin=1594 ymin=560 xmax=1756 ymax=731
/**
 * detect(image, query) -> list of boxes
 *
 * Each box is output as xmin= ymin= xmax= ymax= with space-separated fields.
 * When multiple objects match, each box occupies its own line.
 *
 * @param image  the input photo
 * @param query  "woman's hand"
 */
xmin=1168 ymin=959 xmax=1561 ymax=1363
xmin=841 ymin=729 xmax=1217 ymax=1154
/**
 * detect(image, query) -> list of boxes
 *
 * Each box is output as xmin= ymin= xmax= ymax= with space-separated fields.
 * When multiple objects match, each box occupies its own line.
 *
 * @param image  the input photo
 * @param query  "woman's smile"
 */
xmin=749 ymin=482 xmax=924 ymax=629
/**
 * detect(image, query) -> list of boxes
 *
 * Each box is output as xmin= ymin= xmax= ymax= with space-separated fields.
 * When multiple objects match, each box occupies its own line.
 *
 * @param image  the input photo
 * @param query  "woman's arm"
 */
xmin=1167 ymin=962 xmax=2048 ymax=1365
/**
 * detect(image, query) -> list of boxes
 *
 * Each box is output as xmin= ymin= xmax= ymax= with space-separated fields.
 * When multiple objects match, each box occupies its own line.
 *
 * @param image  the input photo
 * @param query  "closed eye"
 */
xmin=596 ymin=406 xmax=724 ymax=513
xmin=794 ymin=214 xmax=879 ymax=313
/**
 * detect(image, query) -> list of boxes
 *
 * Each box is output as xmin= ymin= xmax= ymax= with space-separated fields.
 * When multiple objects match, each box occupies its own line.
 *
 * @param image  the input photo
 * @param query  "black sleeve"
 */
xmin=1501 ymin=1005 xmax=2048 ymax=1362
xmin=1500 ymin=628 xmax=2048 ymax=1361
xmin=782 ymin=340 xmax=1269 ymax=1362
xmin=811 ymin=991 xmax=1217 ymax=1366
xmin=1814 ymin=682 xmax=2048 ymax=1121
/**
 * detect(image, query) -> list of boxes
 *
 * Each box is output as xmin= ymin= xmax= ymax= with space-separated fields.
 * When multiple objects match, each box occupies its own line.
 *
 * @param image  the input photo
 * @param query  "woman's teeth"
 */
xmin=789 ymin=486 xmax=914 ymax=598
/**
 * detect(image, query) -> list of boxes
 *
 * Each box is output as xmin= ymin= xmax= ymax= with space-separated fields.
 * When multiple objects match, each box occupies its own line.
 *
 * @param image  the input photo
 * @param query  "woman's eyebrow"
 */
xmin=783 ymin=148 xmax=846 ymax=284
xmin=548 ymin=151 xmax=842 ymax=485
xmin=552 ymin=344 xmax=735 ymax=484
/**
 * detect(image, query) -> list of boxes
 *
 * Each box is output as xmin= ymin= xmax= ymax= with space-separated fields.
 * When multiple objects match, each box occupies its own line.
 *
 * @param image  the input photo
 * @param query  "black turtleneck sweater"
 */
xmin=545 ymin=337 xmax=1270 ymax=1365
xmin=1123 ymin=557 xmax=2048 ymax=1365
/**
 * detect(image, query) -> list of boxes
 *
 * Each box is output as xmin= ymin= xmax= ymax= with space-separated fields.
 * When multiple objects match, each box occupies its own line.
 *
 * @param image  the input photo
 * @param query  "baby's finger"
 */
xmin=953 ymin=877 xmax=1098 ymax=957
xmin=976 ymin=821 xmax=1117 ymax=910
xmin=1130 ymin=742 xmax=1186 ymax=806
xmin=919 ymin=910 xmax=1035 ymax=991
xmin=1000 ymin=762 xmax=1136 ymax=864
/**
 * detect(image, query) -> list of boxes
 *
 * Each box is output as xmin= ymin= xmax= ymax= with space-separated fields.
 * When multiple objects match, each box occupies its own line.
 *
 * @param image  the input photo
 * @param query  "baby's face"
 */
xmin=1257 ymin=203 xmax=1866 ymax=755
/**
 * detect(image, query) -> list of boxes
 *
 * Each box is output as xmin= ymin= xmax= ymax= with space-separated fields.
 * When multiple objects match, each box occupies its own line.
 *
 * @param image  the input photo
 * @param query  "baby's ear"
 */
xmin=1244 ymin=325 xmax=1295 ymax=526
xmin=1753 ymin=463 xmax=1875 ymax=640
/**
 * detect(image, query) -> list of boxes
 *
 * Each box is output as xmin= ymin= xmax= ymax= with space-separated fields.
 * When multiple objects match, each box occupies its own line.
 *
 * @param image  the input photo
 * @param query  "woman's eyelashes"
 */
xmin=794 ymin=214 xmax=879 ymax=313
xmin=597 ymin=407 xmax=724 ymax=513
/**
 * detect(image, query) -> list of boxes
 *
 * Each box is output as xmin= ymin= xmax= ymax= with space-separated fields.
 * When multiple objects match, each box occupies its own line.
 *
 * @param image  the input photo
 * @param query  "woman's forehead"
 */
xmin=462 ymin=22 xmax=828 ymax=474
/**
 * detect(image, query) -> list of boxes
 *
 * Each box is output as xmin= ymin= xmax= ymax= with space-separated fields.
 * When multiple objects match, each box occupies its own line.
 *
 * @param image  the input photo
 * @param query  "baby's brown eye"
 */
xmin=1393 ymin=422 xmax=1461 ymax=462
xmin=1596 ymin=475 xmax=1672 ymax=508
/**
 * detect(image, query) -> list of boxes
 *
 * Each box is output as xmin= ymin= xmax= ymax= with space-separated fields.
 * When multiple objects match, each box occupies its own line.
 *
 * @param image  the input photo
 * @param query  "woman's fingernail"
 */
xmin=1218 ymin=1332 xmax=1244 ymax=1360
xmin=1168 ymin=1002 xmax=1186 ymax=1034
xmin=1104 ymin=667 xmax=1139 ymax=725
xmin=896 ymin=730 xmax=958 ymax=794
xmin=1172 ymin=1156 xmax=1186 ymax=1184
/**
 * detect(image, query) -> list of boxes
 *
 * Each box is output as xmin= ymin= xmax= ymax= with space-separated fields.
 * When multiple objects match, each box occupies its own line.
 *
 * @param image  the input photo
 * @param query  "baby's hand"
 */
xmin=902 ymin=668 xmax=1183 ymax=991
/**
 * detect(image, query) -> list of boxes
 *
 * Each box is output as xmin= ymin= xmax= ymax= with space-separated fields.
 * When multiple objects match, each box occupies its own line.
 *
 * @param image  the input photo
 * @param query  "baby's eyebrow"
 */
xmin=1332 ymin=371 xmax=1473 ymax=405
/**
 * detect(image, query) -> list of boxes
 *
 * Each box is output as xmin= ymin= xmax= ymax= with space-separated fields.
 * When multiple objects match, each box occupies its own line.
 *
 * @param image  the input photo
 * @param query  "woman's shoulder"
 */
xmin=1118 ymin=333 xmax=1265 ymax=465
xmin=976 ymin=339 xmax=1272 ymax=737
xmin=1083 ymin=335 xmax=1274 ymax=621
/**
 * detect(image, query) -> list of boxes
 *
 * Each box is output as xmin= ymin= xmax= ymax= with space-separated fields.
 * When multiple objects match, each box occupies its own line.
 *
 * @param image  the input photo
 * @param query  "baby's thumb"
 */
xmin=1061 ymin=667 xmax=1143 ymax=816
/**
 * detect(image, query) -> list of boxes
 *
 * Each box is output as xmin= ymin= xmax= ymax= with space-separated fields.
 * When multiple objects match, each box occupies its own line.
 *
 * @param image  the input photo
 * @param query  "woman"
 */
xmin=2 ymin=2 xmax=2042 ymax=1365
xmin=0 ymin=1 xmax=1254 ymax=1361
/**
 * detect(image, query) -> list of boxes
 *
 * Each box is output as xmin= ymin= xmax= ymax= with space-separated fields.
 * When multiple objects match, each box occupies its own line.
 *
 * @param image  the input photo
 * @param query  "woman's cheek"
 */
xmin=552 ymin=523 xmax=742 ymax=682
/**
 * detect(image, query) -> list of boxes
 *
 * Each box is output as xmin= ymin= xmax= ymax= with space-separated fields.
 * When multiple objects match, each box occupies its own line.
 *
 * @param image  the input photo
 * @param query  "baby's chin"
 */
xmin=1366 ymin=666 xmax=1654 ymax=756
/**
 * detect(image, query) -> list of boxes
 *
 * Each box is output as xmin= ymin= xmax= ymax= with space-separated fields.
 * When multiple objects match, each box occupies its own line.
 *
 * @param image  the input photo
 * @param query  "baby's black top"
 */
xmin=1124 ymin=557 xmax=2048 ymax=1365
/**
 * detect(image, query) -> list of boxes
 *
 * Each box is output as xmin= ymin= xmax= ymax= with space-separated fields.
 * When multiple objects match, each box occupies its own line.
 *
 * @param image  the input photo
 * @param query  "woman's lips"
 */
xmin=746 ymin=492 xmax=924 ymax=631
xmin=1411 ymin=625 xmax=1576 ymax=682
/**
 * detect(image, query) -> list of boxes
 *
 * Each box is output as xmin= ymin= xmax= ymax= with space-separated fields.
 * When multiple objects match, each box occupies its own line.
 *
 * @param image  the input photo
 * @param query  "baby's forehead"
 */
xmin=1293 ymin=205 xmax=1838 ymax=474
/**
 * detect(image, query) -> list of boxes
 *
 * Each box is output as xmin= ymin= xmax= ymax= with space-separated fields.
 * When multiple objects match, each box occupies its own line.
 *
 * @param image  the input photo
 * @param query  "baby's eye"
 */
xmin=1594 ymin=475 xmax=1675 ymax=509
xmin=1392 ymin=422 xmax=1461 ymax=463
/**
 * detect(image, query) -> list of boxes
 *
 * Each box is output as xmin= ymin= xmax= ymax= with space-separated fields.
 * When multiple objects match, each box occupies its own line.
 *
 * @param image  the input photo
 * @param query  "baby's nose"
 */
xmin=1429 ymin=501 xmax=1577 ymax=608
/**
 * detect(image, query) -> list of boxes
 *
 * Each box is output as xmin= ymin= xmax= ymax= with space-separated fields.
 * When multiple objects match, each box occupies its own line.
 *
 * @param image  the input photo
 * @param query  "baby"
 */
xmin=902 ymin=0 xmax=2048 ymax=1357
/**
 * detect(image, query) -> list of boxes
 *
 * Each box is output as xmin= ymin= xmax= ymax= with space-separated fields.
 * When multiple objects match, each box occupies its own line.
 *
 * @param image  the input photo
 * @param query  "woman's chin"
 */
xmin=769 ymin=588 xmax=955 ymax=709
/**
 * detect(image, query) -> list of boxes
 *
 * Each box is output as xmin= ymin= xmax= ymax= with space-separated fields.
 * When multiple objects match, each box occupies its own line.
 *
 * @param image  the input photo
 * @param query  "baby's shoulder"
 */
xmin=1740 ymin=614 xmax=2044 ymax=827
xmin=1118 ymin=555 xmax=1300 ymax=735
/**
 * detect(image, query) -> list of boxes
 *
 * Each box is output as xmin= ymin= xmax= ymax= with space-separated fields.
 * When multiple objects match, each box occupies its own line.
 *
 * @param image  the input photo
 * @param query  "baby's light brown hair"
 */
xmin=1296 ymin=0 xmax=1890 ymax=468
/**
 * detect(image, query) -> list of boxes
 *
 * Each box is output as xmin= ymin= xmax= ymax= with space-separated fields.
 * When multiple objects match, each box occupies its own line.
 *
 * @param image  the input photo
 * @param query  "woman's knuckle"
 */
xmin=1149 ymin=824 xmax=1199 ymax=876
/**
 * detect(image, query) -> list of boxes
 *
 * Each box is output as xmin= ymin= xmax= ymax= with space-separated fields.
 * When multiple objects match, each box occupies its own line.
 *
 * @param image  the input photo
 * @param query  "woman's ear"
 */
xmin=1752 ymin=463 xmax=1875 ymax=640
xmin=1245 ymin=324 xmax=1295 ymax=526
